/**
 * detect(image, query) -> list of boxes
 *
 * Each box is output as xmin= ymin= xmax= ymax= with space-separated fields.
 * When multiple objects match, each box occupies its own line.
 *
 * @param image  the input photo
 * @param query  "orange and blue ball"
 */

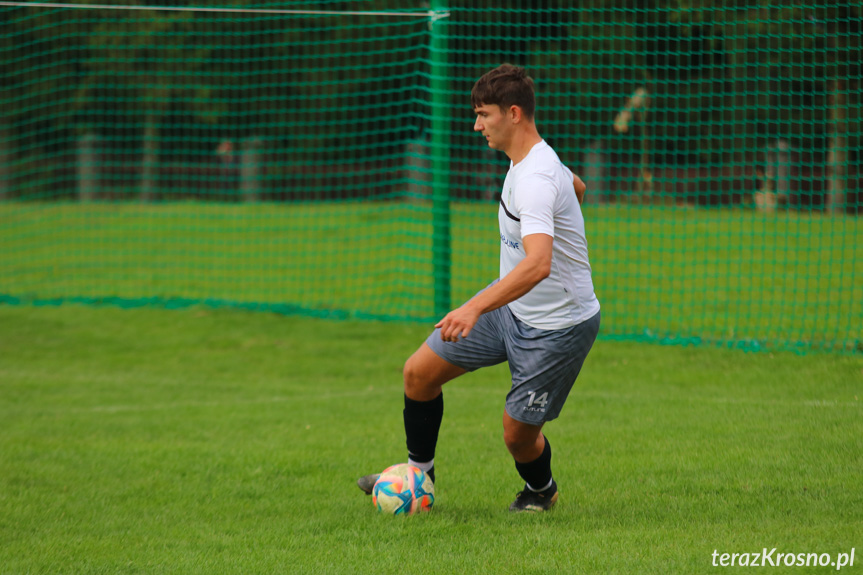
xmin=372 ymin=463 xmax=434 ymax=515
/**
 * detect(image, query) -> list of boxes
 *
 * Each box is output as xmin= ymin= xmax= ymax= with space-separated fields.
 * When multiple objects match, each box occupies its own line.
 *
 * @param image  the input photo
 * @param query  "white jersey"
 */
xmin=498 ymin=140 xmax=600 ymax=329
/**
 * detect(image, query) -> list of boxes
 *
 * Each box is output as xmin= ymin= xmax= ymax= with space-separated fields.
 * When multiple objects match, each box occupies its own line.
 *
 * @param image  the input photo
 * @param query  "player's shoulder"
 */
xmin=514 ymin=142 xmax=567 ymax=186
xmin=528 ymin=140 xmax=565 ymax=169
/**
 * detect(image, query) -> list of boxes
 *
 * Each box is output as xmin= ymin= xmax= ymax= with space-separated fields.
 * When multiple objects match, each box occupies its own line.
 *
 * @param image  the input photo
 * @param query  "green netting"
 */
xmin=1 ymin=1 xmax=861 ymax=353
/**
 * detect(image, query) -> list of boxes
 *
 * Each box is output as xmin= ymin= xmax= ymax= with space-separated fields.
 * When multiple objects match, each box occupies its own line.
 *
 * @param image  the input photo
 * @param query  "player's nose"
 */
xmin=474 ymin=117 xmax=483 ymax=131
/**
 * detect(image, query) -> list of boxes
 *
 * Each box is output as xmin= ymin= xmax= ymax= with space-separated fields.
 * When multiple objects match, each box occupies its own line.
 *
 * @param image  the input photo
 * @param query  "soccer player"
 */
xmin=359 ymin=64 xmax=600 ymax=512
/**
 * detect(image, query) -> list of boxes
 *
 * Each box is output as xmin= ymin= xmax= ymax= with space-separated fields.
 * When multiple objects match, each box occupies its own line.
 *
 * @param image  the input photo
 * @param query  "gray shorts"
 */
xmin=425 ymin=297 xmax=600 ymax=426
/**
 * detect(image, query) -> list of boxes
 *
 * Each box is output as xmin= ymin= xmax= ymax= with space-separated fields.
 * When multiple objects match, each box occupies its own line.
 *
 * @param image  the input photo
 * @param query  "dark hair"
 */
xmin=471 ymin=64 xmax=536 ymax=119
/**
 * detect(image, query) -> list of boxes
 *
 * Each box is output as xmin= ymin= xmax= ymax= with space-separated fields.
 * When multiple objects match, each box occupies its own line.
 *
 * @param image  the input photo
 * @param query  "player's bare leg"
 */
xmin=403 ymin=342 xmax=466 ymax=401
xmin=503 ymin=412 xmax=545 ymax=462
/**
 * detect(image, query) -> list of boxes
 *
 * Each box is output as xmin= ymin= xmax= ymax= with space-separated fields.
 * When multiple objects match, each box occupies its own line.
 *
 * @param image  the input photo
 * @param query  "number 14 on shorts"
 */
xmin=527 ymin=391 xmax=549 ymax=408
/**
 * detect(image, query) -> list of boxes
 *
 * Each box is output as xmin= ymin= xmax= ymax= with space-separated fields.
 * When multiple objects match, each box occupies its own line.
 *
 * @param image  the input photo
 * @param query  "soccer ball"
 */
xmin=372 ymin=463 xmax=434 ymax=515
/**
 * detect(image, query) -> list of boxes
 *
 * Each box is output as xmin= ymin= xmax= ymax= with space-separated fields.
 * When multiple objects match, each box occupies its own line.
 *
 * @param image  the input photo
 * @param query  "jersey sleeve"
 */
xmin=514 ymin=174 xmax=557 ymax=238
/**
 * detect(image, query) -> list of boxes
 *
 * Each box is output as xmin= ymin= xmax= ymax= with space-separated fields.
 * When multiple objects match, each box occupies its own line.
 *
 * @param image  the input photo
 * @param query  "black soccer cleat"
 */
xmin=356 ymin=473 xmax=380 ymax=495
xmin=509 ymin=480 xmax=559 ymax=512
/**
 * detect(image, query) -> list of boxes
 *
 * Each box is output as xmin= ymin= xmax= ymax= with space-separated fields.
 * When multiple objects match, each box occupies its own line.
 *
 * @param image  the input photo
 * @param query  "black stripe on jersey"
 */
xmin=499 ymin=198 xmax=520 ymax=222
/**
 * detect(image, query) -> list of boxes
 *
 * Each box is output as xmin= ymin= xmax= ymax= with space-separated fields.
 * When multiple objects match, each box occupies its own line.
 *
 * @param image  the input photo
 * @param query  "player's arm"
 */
xmin=435 ymin=233 xmax=552 ymax=342
xmin=563 ymin=165 xmax=586 ymax=204
xmin=573 ymin=173 xmax=586 ymax=205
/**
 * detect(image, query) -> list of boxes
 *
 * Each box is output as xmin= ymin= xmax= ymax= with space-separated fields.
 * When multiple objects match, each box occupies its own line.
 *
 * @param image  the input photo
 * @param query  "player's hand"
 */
xmin=435 ymin=304 xmax=481 ymax=342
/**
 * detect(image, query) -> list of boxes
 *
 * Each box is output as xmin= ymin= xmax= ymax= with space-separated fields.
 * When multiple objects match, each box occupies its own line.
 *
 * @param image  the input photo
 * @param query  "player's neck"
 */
xmin=505 ymin=125 xmax=543 ymax=165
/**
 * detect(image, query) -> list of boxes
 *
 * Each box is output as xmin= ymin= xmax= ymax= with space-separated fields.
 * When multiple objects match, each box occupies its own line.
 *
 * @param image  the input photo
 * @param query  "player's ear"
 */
xmin=508 ymin=105 xmax=521 ymax=123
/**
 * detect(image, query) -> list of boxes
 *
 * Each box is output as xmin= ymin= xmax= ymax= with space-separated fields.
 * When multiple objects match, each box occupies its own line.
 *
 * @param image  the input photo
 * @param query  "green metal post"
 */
xmin=429 ymin=1 xmax=451 ymax=318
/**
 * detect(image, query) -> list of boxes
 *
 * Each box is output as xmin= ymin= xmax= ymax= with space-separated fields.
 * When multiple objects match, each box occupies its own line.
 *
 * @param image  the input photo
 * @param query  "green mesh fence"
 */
xmin=1 ymin=1 xmax=861 ymax=353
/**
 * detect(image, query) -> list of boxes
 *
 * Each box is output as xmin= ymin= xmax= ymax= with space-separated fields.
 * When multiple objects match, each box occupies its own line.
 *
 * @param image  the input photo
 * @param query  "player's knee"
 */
xmin=503 ymin=428 xmax=532 ymax=456
xmin=404 ymin=357 xmax=447 ymax=401
xmin=403 ymin=344 xmax=462 ymax=401
xmin=502 ymin=420 xmax=543 ymax=460
xmin=402 ymin=356 xmax=428 ymax=396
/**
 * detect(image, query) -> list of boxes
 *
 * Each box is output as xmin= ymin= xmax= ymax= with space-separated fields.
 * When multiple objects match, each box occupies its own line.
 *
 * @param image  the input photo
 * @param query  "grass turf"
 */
xmin=1 ymin=304 xmax=860 ymax=574
xmin=1 ymin=201 xmax=860 ymax=351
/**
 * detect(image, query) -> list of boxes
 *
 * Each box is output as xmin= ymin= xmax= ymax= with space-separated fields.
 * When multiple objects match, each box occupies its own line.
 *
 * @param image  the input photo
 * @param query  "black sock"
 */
xmin=404 ymin=393 xmax=443 ymax=482
xmin=514 ymin=436 xmax=553 ymax=492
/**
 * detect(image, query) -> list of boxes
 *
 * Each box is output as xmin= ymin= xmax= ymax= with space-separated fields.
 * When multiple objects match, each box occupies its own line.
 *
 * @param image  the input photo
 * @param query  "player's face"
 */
xmin=473 ymin=104 xmax=511 ymax=151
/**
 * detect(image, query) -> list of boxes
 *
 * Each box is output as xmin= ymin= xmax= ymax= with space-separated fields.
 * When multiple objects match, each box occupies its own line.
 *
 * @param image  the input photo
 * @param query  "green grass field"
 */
xmin=1 ymin=201 xmax=861 ymax=352
xmin=1 ymin=304 xmax=860 ymax=574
